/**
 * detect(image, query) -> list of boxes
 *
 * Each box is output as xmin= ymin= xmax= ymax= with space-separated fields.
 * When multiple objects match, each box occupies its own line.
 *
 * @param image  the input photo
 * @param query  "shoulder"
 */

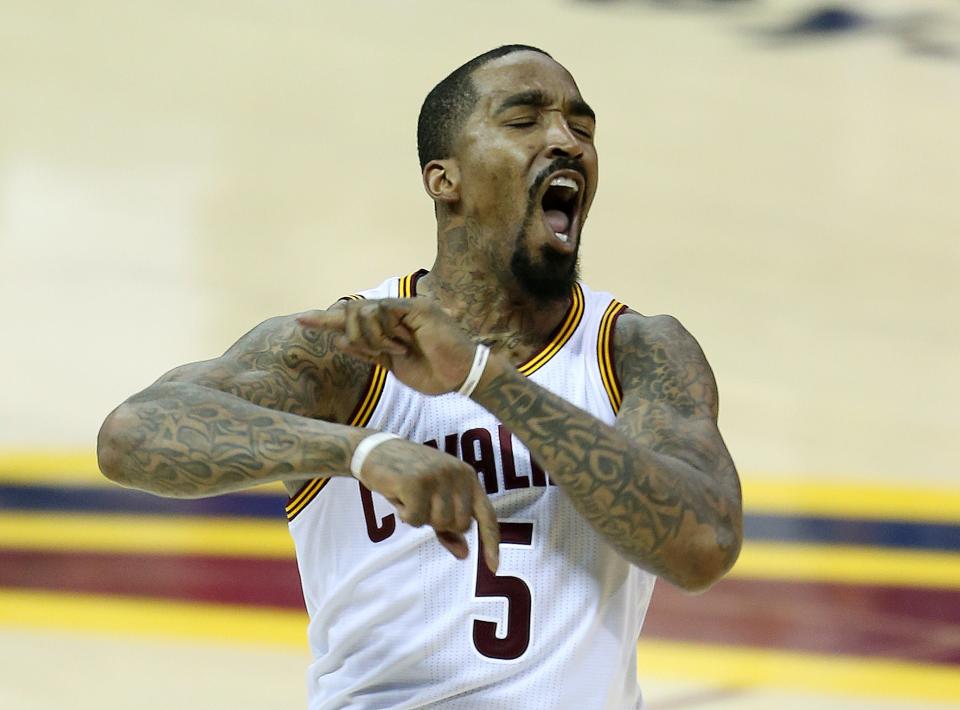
xmin=612 ymin=311 xmax=701 ymax=362
xmin=221 ymin=309 xmax=346 ymax=372
xmin=161 ymin=306 xmax=373 ymax=423
xmin=254 ymin=307 xmax=375 ymax=422
xmin=612 ymin=311 xmax=718 ymax=418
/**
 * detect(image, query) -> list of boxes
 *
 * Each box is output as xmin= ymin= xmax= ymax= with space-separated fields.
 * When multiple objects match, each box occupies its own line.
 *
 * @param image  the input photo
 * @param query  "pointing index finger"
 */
xmin=297 ymin=310 xmax=346 ymax=331
xmin=473 ymin=489 xmax=500 ymax=574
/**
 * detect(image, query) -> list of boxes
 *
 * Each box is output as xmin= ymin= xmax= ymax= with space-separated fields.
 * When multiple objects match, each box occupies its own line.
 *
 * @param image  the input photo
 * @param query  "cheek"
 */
xmin=475 ymin=172 xmax=527 ymax=221
xmin=583 ymin=157 xmax=599 ymax=212
xmin=460 ymin=141 xmax=532 ymax=218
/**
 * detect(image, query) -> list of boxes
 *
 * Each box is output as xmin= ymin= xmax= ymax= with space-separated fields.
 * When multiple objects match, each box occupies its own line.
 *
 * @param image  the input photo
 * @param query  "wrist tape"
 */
xmin=350 ymin=432 xmax=401 ymax=478
xmin=457 ymin=344 xmax=491 ymax=398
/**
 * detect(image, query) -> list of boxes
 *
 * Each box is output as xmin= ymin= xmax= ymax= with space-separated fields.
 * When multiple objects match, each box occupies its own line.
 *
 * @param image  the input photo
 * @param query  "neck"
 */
xmin=417 ymin=219 xmax=572 ymax=357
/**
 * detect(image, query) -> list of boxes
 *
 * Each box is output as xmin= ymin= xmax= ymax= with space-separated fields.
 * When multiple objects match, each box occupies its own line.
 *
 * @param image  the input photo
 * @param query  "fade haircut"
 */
xmin=417 ymin=45 xmax=552 ymax=170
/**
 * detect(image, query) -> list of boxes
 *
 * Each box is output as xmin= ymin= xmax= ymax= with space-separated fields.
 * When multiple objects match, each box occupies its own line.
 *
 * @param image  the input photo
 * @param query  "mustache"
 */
xmin=527 ymin=157 xmax=587 ymax=204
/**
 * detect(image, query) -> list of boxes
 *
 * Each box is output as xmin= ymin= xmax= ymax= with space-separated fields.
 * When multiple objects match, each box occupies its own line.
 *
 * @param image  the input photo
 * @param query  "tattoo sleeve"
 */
xmin=472 ymin=313 xmax=742 ymax=590
xmin=97 ymin=314 xmax=373 ymax=498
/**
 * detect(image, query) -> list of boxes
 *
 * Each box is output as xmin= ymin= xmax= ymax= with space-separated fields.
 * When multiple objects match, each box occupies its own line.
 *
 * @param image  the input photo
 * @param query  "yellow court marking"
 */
xmin=732 ymin=541 xmax=960 ymax=588
xmin=0 ymin=450 xmax=286 ymax=492
xmin=1 ymin=589 xmax=956 ymax=703
xmin=637 ymin=639 xmax=960 ymax=703
xmin=742 ymin=477 xmax=960 ymax=523
xmin=0 ymin=513 xmax=296 ymax=558
xmin=0 ymin=588 xmax=308 ymax=650
xmin=0 ymin=451 xmax=102 ymax=484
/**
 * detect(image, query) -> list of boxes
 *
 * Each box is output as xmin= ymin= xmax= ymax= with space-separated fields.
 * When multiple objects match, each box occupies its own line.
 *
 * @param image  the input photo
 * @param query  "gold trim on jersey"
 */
xmin=285 ymin=477 xmax=331 ymax=520
xmin=284 ymin=365 xmax=386 ymax=522
xmin=350 ymin=364 xmax=388 ymax=430
xmin=516 ymin=283 xmax=585 ymax=377
xmin=286 ymin=290 xmax=394 ymax=522
xmin=598 ymin=299 xmax=627 ymax=413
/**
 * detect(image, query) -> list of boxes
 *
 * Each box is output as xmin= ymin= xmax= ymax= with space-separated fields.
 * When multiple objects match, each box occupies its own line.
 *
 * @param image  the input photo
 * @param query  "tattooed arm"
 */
xmin=305 ymin=298 xmax=741 ymax=590
xmin=96 ymin=314 xmax=375 ymax=498
xmin=97 ymin=308 xmax=502 ymax=567
xmin=472 ymin=313 xmax=742 ymax=591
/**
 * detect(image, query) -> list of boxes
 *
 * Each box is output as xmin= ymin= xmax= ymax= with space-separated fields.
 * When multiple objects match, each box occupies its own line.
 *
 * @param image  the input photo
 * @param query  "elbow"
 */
xmin=97 ymin=405 xmax=136 ymax=486
xmin=665 ymin=521 xmax=743 ymax=594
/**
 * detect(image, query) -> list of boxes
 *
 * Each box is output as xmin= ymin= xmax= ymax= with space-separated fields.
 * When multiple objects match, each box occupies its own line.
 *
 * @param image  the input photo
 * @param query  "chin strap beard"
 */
xmin=510 ymin=231 xmax=580 ymax=301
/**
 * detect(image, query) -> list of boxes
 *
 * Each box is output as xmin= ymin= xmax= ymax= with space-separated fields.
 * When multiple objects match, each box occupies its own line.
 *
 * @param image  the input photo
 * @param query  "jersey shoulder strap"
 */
xmin=286 ymin=270 xmax=423 ymax=521
xmin=577 ymin=282 xmax=629 ymax=415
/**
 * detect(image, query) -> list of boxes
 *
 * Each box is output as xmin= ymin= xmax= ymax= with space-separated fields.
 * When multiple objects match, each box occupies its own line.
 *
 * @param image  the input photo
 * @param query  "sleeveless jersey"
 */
xmin=286 ymin=271 xmax=656 ymax=710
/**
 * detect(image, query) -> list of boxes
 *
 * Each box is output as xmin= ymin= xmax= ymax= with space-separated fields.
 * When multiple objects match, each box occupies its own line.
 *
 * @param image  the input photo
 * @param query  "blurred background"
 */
xmin=1 ymin=0 xmax=958 ymax=707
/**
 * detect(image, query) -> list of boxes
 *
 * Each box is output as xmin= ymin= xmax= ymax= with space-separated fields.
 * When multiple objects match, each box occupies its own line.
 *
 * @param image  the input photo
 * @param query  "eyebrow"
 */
xmin=494 ymin=90 xmax=596 ymax=121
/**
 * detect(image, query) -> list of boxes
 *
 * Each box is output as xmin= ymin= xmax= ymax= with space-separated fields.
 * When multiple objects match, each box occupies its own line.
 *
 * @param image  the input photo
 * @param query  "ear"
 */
xmin=422 ymin=159 xmax=460 ymax=205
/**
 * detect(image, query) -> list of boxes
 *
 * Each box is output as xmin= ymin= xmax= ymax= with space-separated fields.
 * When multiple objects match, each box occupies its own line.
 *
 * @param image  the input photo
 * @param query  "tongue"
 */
xmin=544 ymin=209 xmax=570 ymax=235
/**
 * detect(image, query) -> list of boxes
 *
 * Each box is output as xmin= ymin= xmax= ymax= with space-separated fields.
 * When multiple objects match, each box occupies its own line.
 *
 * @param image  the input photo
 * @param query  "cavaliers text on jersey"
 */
xmin=286 ymin=270 xmax=656 ymax=710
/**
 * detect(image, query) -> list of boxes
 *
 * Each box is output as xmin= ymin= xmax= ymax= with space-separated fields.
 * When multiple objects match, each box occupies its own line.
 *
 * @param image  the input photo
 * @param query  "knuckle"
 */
xmin=453 ymin=515 xmax=470 ymax=532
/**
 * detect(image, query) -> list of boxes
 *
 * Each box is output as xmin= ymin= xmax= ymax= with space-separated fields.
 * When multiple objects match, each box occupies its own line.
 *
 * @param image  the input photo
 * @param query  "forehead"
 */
xmin=470 ymin=52 xmax=584 ymax=113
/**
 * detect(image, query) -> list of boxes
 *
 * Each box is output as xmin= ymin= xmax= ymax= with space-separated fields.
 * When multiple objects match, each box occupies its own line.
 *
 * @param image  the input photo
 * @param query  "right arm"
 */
xmin=97 ymin=309 xmax=500 ymax=568
xmin=96 ymin=313 xmax=374 ymax=498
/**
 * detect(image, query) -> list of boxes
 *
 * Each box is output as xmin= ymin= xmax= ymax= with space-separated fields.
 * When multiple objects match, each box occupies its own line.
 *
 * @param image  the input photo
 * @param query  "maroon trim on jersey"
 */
xmin=284 ymin=478 xmax=320 ymax=520
xmin=607 ymin=303 xmax=628 ymax=405
xmin=516 ymin=283 xmax=585 ymax=376
xmin=285 ymin=477 xmax=332 ymax=522
xmin=345 ymin=363 xmax=378 ymax=427
xmin=409 ymin=268 xmax=428 ymax=296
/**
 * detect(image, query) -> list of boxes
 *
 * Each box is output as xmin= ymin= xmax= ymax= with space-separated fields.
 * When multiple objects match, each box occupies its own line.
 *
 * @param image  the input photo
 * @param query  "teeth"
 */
xmin=554 ymin=232 xmax=569 ymax=243
xmin=549 ymin=176 xmax=579 ymax=192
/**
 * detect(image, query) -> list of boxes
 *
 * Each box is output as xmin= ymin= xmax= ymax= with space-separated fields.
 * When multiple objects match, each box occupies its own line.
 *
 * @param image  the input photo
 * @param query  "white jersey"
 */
xmin=287 ymin=271 xmax=656 ymax=710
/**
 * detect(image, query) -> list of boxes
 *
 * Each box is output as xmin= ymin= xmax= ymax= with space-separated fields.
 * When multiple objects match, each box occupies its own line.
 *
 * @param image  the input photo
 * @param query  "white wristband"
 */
xmin=457 ymin=344 xmax=491 ymax=398
xmin=350 ymin=432 xmax=401 ymax=478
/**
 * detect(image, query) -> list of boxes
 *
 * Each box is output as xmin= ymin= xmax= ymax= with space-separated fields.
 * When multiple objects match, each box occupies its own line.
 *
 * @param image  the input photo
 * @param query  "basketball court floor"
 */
xmin=2 ymin=0 xmax=958 ymax=707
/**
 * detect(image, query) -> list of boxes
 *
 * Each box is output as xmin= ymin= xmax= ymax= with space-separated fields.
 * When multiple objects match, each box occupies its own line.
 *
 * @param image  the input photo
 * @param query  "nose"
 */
xmin=544 ymin=114 xmax=583 ymax=160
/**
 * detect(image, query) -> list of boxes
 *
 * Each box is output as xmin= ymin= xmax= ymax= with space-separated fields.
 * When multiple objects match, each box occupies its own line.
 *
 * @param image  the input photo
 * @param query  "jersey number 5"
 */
xmin=473 ymin=521 xmax=533 ymax=661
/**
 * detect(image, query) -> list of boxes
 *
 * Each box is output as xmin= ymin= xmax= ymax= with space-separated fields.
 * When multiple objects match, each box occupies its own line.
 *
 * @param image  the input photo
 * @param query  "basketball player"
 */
xmin=98 ymin=45 xmax=742 ymax=709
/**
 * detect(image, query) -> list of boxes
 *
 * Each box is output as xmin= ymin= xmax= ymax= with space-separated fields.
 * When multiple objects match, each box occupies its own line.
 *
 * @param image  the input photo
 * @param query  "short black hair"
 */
xmin=416 ymin=45 xmax=552 ymax=170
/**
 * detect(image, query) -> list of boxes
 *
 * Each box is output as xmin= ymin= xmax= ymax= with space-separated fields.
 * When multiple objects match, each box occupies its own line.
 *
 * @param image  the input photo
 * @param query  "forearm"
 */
xmin=97 ymin=381 xmax=367 ymax=498
xmin=472 ymin=356 xmax=740 ymax=589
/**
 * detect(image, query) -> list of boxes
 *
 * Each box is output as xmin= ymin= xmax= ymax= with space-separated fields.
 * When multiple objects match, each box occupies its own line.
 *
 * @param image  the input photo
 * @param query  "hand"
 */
xmin=357 ymin=437 xmax=500 ymax=572
xmin=297 ymin=299 xmax=475 ymax=395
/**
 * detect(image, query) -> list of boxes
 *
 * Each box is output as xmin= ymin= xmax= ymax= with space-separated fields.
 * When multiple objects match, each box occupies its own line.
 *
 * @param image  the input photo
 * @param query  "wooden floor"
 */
xmin=1 ymin=0 xmax=958 ymax=707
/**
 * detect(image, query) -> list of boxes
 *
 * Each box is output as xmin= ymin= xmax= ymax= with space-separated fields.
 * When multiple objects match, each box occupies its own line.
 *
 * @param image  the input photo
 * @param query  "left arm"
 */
xmin=471 ymin=312 xmax=742 ymax=592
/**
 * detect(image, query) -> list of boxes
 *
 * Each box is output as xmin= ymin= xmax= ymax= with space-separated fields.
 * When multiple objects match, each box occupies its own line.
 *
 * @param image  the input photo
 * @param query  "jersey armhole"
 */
xmin=285 ymin=293 xmax=388 ymax=522
xmin=597 ymin=300 xmax=628 ymax=415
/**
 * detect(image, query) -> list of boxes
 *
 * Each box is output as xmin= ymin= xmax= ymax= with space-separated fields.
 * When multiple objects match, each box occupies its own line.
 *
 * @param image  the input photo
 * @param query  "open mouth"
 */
xmin=539 ymin=171 xmax=583 ymax=245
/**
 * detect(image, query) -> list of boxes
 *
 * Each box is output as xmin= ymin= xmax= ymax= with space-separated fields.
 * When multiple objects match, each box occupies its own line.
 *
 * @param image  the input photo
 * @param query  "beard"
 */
xmin=508 ymin=158 xmax=583 ymax=301
xmin=510 ymin=227 xmax=580 ymax=302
